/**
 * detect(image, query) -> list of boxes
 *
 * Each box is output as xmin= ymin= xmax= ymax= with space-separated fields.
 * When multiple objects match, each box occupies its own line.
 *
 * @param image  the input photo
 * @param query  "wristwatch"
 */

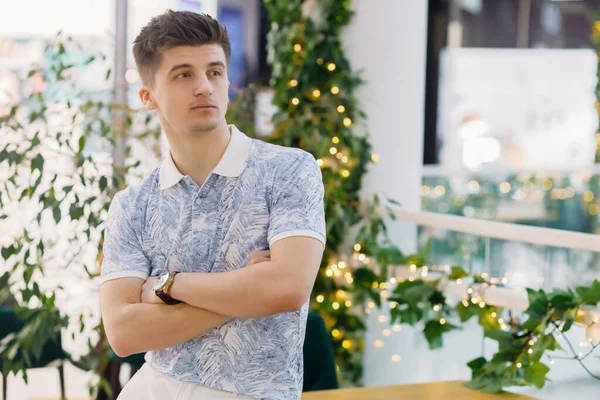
xmin=153 ymin=271 xmax=181 ymax=305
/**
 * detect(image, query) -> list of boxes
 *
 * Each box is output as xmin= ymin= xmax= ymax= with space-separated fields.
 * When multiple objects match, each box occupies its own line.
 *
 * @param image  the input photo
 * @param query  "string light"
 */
xmin=421 ymin=185 xmax=431 ymax=196
xmin=316 ymin=159 xmax=323 ymax=167
xmin=330 ymin=147 xmax=338 ymax=155
xmin=332 ymin=302 xmax=340 ymax=310
xmin=327 ymin=63 xmax=336 ymax=71
xmin=316 ymin=294 xmax=324 ymax=303
xmin=500 ymin=182 xmax=511 ymax=193
xmin=354 ymin=243 xmax=361 ymax=252
xmin=294 ymin=43 xmax=302 ymax=52
xmin=371 ymin=153 xmax=380 ymax=163
xmin=317 ymin=58 xmax=324 ymax=65
xmin=292 ymin=98 xmax=300 ymax=105
xmin=368 ymin=301 xmax=375 ymax=309
xmin=440 ymin=318 xmax=446 ymax=325
xmin=389 ymin=301 xmax=398 ymax=309
xmin=289 ymin=79 xmax=298 ymax=87
xmin=584 ymin=190 xmax=594 ymax=202
xmin=341 ymin=169 xmax=350 ymax=178
xmin=392 ymin=324 xmax=402 ymax=332
xmin=392 ymin=354 xmax=401 ymax=362
xmin=434 ymin=185 xmax=446 ymax=196
xmin=337 ymin=105 xmax=345 ymax=113
xmin=325 ymin=269 xmax=333 ymax=277
xmin=433 ymin=305 xmax=440 ymax=312
xmin=382 ymin=329 xmax=392 ymax=336
xmin=312 ymin=89 xmax=321 ymax=98
xmin=331 ymin=86 xmax=339 ymax=95
xmin=341 ymin=156 xmax=348 ymax=163
xmin=374 ymin=340 xmax=384 ymax=348
xmin=343 ymin=118 xmax=352 ymax=127
xmin=332 ymin=136 xmax=340 ymax=144
xmin=332 ymin=329 xmax=340 ymax=338
xmin=479 ymin=301 xmax=486 ymax=308
xmin=345 ymin=300 xmax=352 ymax=307
xmin=342 ymin=339 xmax=352 ymax=349
xmin=378 ymin=315 xmax=388 ymax=323
xmin=491 ymin=312 xmax=497 ymax=318
xmin=390 ymin=277 xmax=397 ymax=284
xmin=516 ymin=362 xmax=522 ymax=368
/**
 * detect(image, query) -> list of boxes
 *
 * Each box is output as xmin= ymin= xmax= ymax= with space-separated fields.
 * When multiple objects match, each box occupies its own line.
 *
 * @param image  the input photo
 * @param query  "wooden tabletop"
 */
xmin=302 ymin=381 xmax=537 ymax=400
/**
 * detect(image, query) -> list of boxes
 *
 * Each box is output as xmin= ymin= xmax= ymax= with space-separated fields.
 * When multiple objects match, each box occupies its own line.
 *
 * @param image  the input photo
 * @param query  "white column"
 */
xmin=343 ymin=0 xmax=429 ymax=386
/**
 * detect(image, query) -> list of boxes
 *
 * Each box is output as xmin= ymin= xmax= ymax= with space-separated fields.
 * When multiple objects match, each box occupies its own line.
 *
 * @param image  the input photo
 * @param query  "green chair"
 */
xmin=0 ymin=306 xmax=68 ymax=400
xmin=303 ymin=311 xmax=339 ymax=392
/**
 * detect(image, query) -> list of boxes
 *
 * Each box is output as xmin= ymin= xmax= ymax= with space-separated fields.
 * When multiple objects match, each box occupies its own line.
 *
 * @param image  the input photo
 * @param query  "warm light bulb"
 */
xmin=289 ymin=79 xmax=298 ymax=87
xmin=337 ymin=105 xmax=345 ymax=113
xmin=341 ymin=169 xmax=350 ymax=178
xmin=294 ymin=44 xmax=302 ymax=52
xmin=331 ymin=86 xmax=339 ymax=94
xmin=354 ymin=244 xmax=361 ymax=251
xmin=439 ymin=318 xmax=446 ymax=325
xmin=332 ymin=302 xmax=340 ymax=310
xmin=312 ymin=89 xmax=321 ymax=98
xmin=292 ymin=98 xmax=299 ymax=105
xmin=343 ymin=118 xmax=352 ymax=127
xmin=316 ymin=159 xmax=324 ymax=167
xmin=331 ymin=329 xmax=340 ymax=337
xmin=327 ymin=63 xmax=336 ymax=71
xmin=332 ymin=136 xmax=340 ymax=144
xmin=371 ymin=153 xmax=380 ymax=163
xmin=330 ymin=147 xmax=338 ymax=155
xmin=316 ymin=295 xmax=324 ymax=303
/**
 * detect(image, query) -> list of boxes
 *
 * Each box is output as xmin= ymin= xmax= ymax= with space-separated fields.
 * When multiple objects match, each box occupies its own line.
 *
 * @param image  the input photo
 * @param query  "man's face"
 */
xmin=140 ymin=44 xmax=230 ymax=136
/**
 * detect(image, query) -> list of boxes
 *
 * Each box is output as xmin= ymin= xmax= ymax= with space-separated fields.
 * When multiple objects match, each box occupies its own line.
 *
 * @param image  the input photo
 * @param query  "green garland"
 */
xmin=387 ymin=265 xmax=600 ymax=393
xmin=229 ymin=0 xmax=406 ymax=384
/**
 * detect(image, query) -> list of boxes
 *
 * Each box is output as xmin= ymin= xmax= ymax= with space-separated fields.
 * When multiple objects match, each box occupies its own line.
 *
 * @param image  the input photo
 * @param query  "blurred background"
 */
xmin=1 ymin=0 xmax=600 ymax=399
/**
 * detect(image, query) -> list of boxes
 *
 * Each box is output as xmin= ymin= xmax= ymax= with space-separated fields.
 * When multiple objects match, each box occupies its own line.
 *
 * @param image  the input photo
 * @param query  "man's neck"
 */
xmin=168 ymin=123 xmax=231 ymax=187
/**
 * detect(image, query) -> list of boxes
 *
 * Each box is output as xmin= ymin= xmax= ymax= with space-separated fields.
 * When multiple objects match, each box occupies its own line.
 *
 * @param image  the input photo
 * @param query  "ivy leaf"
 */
xmin=456 ymin=302 xmax=477 ymax=323
xmin=576 ymin=280 xmax=600 ymax=305
xmin=526 ymin=288 xmax=549 ymax=317
xmin=524 ymin=362 xmax=550 ymax=389
xmin=423 ymin=320 xmax=459 ymax=350
xmin=448 ymin=266 xmax=468 ymax=280
xmin=467 ymin=357 xmax=487 ymax=371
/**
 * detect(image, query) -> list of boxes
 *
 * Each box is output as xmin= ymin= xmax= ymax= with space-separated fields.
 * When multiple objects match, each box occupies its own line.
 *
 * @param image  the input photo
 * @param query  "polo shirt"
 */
xmin=101 ymin=125 xmax=326 ymax=400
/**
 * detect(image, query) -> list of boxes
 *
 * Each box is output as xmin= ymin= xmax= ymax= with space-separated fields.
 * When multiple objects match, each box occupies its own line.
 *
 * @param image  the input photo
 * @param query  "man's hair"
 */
xmin=132 ymin=10 xmax=230 ymax=86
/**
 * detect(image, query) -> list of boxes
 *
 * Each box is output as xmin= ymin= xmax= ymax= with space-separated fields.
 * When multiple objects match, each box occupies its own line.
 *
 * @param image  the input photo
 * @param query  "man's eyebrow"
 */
xmin=167 ymin=63 xmax=193 ymax=74
xmin=207 ymin=61 xmax=226 ymax=69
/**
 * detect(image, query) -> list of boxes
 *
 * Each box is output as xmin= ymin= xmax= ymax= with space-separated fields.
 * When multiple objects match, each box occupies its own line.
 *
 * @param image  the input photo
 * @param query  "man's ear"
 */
xmin=139 ymin=86 xmax=157 ymax=111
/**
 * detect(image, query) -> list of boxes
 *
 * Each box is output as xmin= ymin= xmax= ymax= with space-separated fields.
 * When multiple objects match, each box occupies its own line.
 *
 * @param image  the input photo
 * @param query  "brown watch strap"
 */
xmin=156 ymin=291 xmax=181 ymax=305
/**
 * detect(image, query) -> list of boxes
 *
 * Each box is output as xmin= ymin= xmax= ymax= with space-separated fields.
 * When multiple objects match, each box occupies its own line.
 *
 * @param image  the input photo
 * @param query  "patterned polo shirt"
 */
xmin=101 ymin=125 xmax=326 ymax=400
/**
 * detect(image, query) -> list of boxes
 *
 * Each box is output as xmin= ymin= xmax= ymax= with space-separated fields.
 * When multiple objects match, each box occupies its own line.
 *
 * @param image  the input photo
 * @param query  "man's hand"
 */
xmin=141 ymin=276 xmax=161 ymax=304
xmin=246 ymin=250 xmax=271 ymax=265
xmin=141 ymin=251 xmax=271 ymax=305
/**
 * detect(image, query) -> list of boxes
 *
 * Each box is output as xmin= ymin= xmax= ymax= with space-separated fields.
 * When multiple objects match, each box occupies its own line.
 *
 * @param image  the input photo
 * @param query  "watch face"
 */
xmin=154 ymin=273 xmax=169 ymax=291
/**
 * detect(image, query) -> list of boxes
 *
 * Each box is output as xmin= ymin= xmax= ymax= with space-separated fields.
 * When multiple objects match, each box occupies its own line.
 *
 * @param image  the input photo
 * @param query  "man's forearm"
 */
xmin=169 ymin=261 xmax=303 ymax=318
xmin=107 ymin=302 xmax=228 ymax=357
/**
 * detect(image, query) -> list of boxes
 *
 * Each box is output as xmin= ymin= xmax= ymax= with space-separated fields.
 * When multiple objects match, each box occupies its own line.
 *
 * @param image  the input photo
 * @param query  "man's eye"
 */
xmin=177 ymin=72 xmax=191 ymax=79
xmin=211 ymin=70 xmax=222 ymax=77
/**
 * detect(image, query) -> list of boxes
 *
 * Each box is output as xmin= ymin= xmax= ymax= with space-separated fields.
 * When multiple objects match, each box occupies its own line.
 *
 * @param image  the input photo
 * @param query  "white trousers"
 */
xmin=117 ymin=363 xmax=256 ymax=400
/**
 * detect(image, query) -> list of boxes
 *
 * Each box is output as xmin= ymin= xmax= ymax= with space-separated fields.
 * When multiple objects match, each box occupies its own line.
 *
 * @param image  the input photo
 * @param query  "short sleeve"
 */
xmin=268 ymin=152 xmax=326 ymax=247
xmin=100 ymin=190 xmax=151 ymax=284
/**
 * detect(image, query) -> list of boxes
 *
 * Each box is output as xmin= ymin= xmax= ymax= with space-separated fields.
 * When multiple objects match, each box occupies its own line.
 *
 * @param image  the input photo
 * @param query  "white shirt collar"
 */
xmin=159 ymin=125 xmax=253 ymax=191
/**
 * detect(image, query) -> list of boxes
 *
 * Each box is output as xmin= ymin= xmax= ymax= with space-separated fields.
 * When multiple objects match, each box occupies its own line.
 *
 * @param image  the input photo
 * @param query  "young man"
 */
xmin=100 ymin=10 xmax=326 ymax=400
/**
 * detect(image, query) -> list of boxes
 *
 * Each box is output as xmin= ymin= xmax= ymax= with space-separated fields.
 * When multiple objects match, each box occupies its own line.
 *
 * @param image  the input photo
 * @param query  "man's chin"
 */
xmin=187 ymin=121 xmax=220 ymax=133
